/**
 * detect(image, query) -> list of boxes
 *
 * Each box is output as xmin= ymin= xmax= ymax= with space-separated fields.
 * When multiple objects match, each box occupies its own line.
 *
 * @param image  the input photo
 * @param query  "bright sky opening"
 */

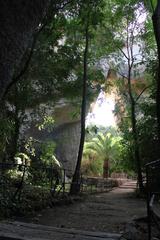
xmin=86 ymin=91 xmax=116 ymax=127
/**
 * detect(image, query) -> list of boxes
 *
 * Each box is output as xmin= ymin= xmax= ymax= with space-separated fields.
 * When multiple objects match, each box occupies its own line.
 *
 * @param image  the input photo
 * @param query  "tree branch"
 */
xmin=2 ymin=31 xmax=40 ymax=99
xmin=135 ymin=84 xmax=153 ymax=102
xmin=109 ymin=67 xmax=128 ymax=80
xmin=117 ymin=46 xmax=129 ymax=60
xmin=2 ymin=0 xmax=59 ymax=99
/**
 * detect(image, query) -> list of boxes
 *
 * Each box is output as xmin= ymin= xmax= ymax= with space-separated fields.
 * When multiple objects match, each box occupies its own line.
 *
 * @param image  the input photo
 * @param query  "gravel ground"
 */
xmin=20 ymin=180 xmax=147 ymax=236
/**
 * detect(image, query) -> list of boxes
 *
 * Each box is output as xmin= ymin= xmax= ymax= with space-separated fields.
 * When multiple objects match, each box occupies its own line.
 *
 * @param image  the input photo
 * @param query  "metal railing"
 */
xmin=0 ymin=162 xmax=69 ymax=215
xmin=146 ymin=159 xmax=160 ymax=240
xmin=0 ymin=162 xmax=121 ymax=217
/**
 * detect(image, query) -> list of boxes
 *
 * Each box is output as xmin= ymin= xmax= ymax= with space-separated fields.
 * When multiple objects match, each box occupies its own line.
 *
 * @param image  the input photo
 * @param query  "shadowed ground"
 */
xmin=26 ymin=180 xmax=146 ymax=233
xmin=0 ymin=180 xmax=147 ymax=239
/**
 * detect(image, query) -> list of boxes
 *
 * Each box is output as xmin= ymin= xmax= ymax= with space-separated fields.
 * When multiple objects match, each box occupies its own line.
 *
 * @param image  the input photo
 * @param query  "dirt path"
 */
xmin=24 ymin=180 xmax=147 ymax=234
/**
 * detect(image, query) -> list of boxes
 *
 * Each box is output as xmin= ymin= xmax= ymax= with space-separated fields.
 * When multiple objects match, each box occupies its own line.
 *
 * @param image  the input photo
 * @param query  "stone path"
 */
xmin=31 ymin=180 xmax=146 ymax=233
xmin=0 ymin=180 xmax=147 ymax=240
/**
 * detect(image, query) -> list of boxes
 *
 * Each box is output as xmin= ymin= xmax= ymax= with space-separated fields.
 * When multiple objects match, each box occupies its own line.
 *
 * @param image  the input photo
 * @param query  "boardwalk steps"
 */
xmin=0 ymin=221 xmax=121 ymax=240
xmin=119 ymin=180 xmax=137 ymax=190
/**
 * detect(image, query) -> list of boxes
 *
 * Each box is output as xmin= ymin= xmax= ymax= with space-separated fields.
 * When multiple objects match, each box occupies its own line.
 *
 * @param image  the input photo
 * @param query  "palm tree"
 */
xmin=83 ymin=132 xmax=119 ymax=178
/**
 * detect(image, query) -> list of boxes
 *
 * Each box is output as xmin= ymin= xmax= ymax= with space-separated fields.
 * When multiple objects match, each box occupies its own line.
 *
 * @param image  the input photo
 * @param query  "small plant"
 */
xmin=40 ymin=141 xmax=61 ymax=167
xmin=37 ymin=116 xmax=55 ymax=132
xmin=82 ymin=130 xmax=124 ymax=177
xmin=14 ymin=152 xmax=31 ymax=166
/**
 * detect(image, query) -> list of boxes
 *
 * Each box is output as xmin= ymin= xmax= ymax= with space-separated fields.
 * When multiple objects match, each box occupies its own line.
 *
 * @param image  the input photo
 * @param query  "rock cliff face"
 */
xmin=52 ymin=121 xmax=81 ymax=176
xmin=52 ymin=101 xmax=81 ymax=175
xmin=0 ymin=0 xmax=51 ymax=99
xmin=23 ymin=101 xmax=81 ymax=176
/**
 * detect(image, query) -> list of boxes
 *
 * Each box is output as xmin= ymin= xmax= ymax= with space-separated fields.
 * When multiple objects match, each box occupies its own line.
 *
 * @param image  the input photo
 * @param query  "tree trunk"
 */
xmin=10 ymin=86 xmax=21 ymax=162
xmin=152 ymin=0 xmax=160 ymax=151
xmin=128 ymin=65 xmax=144 ymax=191
xmin=0 ymin=0 xmax=51 ymax=99
xmin=103 ymin=159 xmax=109 ymax=178
xmin=131 ymin=100 xmax=144 ymax=191
xmin=70 ymin=22 xmax=89 ymax=195
xmin=10 ymin=111 xmax=20 ymax=162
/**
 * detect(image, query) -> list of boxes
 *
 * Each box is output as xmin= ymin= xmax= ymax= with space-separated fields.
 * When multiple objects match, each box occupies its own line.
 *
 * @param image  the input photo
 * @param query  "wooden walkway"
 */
xmin=0 ymin=221 xmax=121 ymax=240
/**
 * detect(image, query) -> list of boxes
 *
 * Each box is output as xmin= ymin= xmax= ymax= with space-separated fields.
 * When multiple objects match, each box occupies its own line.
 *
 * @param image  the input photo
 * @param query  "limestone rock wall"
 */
xmin=22 ymin=101 xmax=81 ymax=176
xmin=53 ymin=121 xmax=81 ymax=176
xmin=0 ymin=0 xmax=51 ymax=98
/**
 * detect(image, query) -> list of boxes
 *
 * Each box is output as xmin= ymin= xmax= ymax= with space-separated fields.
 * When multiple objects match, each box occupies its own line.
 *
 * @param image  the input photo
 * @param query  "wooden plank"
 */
xmin=10 ymin=221 xmax=121 ymax=238
xmin=0 ymin=221 xmax=121 ymax=240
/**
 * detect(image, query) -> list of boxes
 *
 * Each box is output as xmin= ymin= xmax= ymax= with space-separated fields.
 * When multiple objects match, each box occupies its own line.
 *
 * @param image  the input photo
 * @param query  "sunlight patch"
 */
xmin=86 ymin=90 xmax=116 ymax=127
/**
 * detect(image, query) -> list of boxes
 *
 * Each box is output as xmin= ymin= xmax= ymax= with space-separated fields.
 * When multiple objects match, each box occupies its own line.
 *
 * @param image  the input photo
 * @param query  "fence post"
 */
xmin=63 ymin=169 xmax=66 ymax=196
xmin=80 ymin=173 xmax=83 ymax=193
xmin=146 ymin=165 xmax=151 ymax=240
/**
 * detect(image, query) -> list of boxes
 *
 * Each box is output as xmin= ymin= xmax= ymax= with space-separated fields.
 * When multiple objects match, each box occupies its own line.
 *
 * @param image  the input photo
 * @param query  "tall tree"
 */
xmin=97 ymin=0 xmax=146 ymax=190
xmin=152 ymin=0 xmax=160 ymax=144
xmin=70 ymin=10 xmax=90 ymax=195
xmin=70 ymin=0 xmax=104 ymax=195
xmin=144 ymin=0 xmax=160 ymax=148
